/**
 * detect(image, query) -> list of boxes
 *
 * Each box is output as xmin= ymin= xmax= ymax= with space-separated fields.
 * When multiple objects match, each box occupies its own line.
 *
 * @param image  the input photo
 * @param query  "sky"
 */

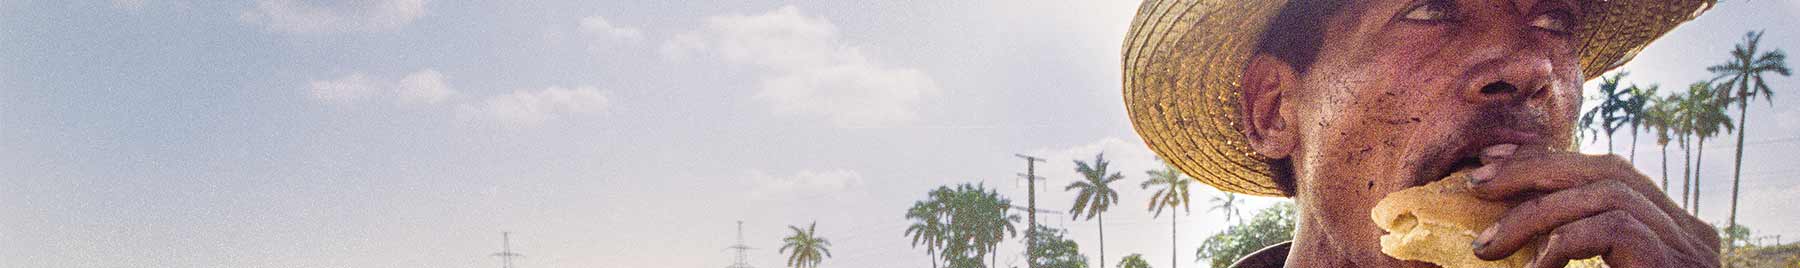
xmin=1 ymin=1 xmax=1796 ymax=268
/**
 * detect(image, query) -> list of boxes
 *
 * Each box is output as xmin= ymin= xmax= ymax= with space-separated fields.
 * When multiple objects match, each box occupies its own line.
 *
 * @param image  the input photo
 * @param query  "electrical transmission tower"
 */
xmin=725 ymin=221 xmax=755 ymax=268
xmin=491 ymin=232 xmax=524 ymax=268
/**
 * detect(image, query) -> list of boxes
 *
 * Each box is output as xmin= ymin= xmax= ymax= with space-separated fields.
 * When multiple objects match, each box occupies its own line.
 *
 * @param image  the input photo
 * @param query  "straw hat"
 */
xmin=1122 ymin=0 xmax=1714 ymax=196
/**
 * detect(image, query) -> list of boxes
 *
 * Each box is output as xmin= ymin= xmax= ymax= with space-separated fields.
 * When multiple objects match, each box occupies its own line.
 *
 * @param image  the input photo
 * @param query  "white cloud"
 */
xmin=239 ymin=0 xmax=428 ymax=34
xmin=579 ymin=16 xmax=642 ymax=43
xmin=457 ymin=86 xmax=610 ymax=127
xmin=746 ymin=169 xmax=866 ymax=199
xmin=308 ymin=73 xmax=380 ymax=104
xmin=677 ymin=6 xmax=940 ymax=127
xmin=396 ymin=69 xmax=453 ymax=105
xmin=306 ymin=69 xmax=608 ymax=128
xmin=756 ymin=62 xmax=937 ymax=128
xmin=307 ymin=69 xmax=457 ymax=106
xmin=708 ymin=6 xmax=838 ymax=69
xmin=657 ymin=32 xmax=707 ymax=61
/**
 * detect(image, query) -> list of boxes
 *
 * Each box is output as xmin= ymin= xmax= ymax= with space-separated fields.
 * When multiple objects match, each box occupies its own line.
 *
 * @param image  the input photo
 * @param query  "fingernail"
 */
xmin=1469 ymin=165 xmax=1497 ymax=184
xmin=1473 ymin=227 xmax=1498 ymax=249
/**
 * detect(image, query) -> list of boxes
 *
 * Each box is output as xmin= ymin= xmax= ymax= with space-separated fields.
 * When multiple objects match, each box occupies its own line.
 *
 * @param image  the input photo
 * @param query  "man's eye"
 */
xmin=1529 ymin=11 xmax=1573 ymax=33
xmin=1401 ymin=2 xmax=1453 ymax=21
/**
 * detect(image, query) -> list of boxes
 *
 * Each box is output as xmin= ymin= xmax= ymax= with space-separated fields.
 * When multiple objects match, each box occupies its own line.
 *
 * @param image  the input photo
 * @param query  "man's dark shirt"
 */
xmin=1230 ymin=241 xmax=1291 ymax=268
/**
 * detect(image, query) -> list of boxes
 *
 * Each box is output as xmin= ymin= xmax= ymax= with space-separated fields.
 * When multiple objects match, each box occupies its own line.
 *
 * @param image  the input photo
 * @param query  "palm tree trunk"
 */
xmin=1694 ymin=138 xmax=1706 ymax=215
xmin=1661 ymin=144 xmax=1670 ymax=192
xmin=1630 ymin=125 xmax=1640 ymax=164
xmin=1682 ymin=136 xmax=1692 ymax=210
xmin=1729 ymin=102 xmax=1748 ymax=235
xmin=1099 ymin=213 xmax=1107 ymax=268
xmin=1172 ymin=211 xmax=1179 ymax=268
xmin=930 ymin=251 xmax=938 ymax=268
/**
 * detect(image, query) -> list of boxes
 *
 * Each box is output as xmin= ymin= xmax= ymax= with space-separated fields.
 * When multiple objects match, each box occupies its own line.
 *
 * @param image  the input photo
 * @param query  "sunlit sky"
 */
xmin=3 ymin=1 xmax=1797 ymax=268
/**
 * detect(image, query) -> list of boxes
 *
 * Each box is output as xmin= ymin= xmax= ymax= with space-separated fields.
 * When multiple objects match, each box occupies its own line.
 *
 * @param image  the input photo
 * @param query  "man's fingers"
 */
xmin=1470 ymin=180 xmax=1694 ymax=261
xmin=1469 ymin=152 xmax=1680 ymax=214
xmin=1470 ymin=152 xmax=1617 ymax=200
xmin=1462 ymin=146 xmax=1722 ymax=267
xmin=1523 ymin=211 xmax=1662 ymax=268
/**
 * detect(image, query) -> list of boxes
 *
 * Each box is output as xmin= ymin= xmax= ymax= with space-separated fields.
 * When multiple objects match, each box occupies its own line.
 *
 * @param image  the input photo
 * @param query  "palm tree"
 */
xmin=780 ymin=222 xmax=832 ymax=268
xmin=905 ymin=197 xmax=949 ymax=268
xmin=907 ymin=184 xmax=1022 ymax=268
xmin=908 ymin=184 xmax=1022 ymax=268
xmin=1141 ymin=162 xmax=1191 ymax=268
xmin=967 ymin=185 xmax=1020 ymax=268
xmin=914 ymin=184 xmax=1018 ymax=268
xmin=1707 ymin=30 xmax=1791 ymax=235
xmin=1117 ymin=253 xmax=1152 ymax=268
xmin=1068 ymin=152 xmax=1124 ymax=268
xmin=1580 ymin=72 xmax=1633 ymax=154
xmin=1642 ymin=91 xmax=1677 ymax=192
xmin=1676 ymin=86 xmax=1696 ymax=210
xmin=1621 ymin=83 xmax=1658 ymax=164
xmin=1682 ymin=81 xmax=1736 ymax=215
xmin=1669 ymin=89 xmax=1697 ymax=210
xmin=1209 ymin=192 xmax=1245 ymax=224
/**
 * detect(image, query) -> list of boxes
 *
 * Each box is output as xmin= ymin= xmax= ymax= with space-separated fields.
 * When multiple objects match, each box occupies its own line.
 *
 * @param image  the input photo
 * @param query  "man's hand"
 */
xmin=1466 ymin=144 xmax=1720 ymax=268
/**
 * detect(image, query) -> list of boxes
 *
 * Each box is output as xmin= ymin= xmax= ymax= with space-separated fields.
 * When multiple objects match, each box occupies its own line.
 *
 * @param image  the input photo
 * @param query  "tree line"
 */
xmin=901 ymin=153 xmax=1291 ymax=268
xmin=1576 ymin=31 xmax=1788 ymax=255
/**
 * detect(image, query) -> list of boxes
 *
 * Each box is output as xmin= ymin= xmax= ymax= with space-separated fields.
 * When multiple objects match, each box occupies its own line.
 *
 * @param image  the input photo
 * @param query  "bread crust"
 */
xmin=1371 ymin=171 xmax=1537 ymax=268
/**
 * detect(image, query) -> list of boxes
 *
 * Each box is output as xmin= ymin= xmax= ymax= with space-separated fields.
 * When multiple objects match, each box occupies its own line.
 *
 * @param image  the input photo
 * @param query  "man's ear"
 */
xmin=1240 ymin=54 xmax=1299 ymax=159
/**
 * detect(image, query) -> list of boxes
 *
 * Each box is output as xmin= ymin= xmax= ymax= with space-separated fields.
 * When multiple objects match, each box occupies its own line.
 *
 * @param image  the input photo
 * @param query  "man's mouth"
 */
xmin=1443 ymin=155 xmax=1485 ymax=180
xmin=1411 ymin=103 xmax=1558 ymax=188
xmin=1415 ymin=151 xmax=1485 ymax=188
xmin=1414 ymin=130 xmax=1544 ymax=188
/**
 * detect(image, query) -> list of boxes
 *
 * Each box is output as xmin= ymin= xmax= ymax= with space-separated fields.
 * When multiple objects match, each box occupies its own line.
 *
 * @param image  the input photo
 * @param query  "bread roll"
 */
xmin=1371 ymin=171 xmax=1537 ymax=268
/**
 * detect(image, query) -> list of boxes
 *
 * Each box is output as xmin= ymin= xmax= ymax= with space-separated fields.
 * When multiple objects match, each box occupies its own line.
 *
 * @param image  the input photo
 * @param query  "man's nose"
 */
xmin=1459 ymin=20 xmax=1555 ymax=105
xmin=1463 ymin=56 xmax=1552 ymax=105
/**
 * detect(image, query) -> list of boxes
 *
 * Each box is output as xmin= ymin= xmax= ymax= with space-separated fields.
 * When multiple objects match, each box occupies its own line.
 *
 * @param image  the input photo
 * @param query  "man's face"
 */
xmin=1283 ymin=0 xmax=1583 ymax=265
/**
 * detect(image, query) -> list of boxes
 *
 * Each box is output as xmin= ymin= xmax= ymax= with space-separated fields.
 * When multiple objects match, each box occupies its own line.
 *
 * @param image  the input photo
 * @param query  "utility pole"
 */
xmin=491 ymin=232 xmax=524 ymax=268
xmin=725 ymin=221 xmax=755 ymax=268
xmin=1002 ymin=205 xmax=1061 ymax=268
xmin=1015 ymin=154 xmax=1046 ymax=268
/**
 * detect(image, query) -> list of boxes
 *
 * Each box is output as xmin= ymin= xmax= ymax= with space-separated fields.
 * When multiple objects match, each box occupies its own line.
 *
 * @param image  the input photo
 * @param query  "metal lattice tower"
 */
xmin=491 ymin=232 xmax=524 ymax=268
xmin=725 ymin=221 xmax=755 ymax=268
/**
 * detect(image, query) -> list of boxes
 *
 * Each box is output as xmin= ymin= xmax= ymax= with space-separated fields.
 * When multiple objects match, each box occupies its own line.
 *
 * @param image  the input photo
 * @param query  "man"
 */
xmin=1121 ymin=0 xmax=1721 ymax=267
